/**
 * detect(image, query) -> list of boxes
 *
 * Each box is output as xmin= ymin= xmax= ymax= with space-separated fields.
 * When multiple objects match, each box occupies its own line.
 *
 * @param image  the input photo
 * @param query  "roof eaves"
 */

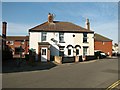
xmin=95 ymin=39 xmax=113 ymax=42
xmin=29 ymin=29 xmax=94 ymax=33
xmin=29 ymin=21 xmax=48 ymax=30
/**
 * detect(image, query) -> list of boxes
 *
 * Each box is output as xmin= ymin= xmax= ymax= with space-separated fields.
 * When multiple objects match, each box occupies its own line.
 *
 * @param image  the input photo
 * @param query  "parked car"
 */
xmin=94 ymin=50 xmax=108 ymax=59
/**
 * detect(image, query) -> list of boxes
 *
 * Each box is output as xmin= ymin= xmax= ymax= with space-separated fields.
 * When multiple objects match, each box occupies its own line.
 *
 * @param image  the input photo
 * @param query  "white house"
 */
xmin=29 ymin=13 xmax=94 ymax=62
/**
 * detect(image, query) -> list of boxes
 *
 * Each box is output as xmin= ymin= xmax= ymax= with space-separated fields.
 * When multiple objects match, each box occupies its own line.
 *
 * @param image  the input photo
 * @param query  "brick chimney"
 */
xmin=85 ymin=18 xmax=90 ymax=30
xmin=2 ymin=22 xmax=7 ymax=50
xmin=2 ymin=22 xmax=7 ymax=38
xmin=48 ymin=13 xmax=54 ymax=23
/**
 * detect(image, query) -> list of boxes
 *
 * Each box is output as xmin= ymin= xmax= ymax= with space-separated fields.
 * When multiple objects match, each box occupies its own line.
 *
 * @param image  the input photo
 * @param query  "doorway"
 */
xmin=41 ymin=47 xmax=47 ymax=62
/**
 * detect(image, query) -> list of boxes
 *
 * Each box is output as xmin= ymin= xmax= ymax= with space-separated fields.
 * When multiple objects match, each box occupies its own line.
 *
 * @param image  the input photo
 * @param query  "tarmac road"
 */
xmin=2 ymin=58 xmax=118 ymax=88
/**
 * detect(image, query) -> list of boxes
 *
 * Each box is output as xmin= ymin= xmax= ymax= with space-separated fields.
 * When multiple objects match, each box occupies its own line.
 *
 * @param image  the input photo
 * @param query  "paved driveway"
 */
xmin=2 ymin=58 xmax=118 ymax=88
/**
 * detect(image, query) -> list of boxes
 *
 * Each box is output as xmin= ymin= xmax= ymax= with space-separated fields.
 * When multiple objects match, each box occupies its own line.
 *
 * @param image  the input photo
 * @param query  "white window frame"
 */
xmin=83 ymin=33 xmax=88 ymax=43
xmin=41 ymin=32 xmax=47 ymax=41
xmin=8 ymin=41 xmax=14 ymax=45
xmin=83 ymin=47 xmax=88 ymax=56
xmin=59 ymin=32 xmax=64 ymax=43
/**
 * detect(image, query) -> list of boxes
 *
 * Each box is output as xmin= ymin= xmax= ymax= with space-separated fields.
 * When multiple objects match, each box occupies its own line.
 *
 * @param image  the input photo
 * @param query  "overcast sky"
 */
xmin=1 ymin=2 xmax=118 ymax=43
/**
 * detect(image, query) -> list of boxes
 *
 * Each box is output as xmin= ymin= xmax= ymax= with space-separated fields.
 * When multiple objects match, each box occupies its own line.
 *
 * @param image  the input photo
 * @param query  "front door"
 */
xmin=41 ymin=48 xmax=47 ymax=62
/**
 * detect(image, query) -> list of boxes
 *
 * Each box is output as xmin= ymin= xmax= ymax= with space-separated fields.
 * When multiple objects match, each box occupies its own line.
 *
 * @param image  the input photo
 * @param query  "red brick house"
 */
xmin=2 ymin=21 xmax=29 ymax=58
xmin=2 ymin=22 xmax=13 ymax=60
xmin=94 ymin=33 xmax=112 ymax=56
xmin=6 ymin=36 xmax=29 ymax=57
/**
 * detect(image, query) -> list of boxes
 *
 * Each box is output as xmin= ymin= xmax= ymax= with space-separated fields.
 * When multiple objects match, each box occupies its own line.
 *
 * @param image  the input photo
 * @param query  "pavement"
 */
xmin=2 ymin=58 xmax=119 ymax=88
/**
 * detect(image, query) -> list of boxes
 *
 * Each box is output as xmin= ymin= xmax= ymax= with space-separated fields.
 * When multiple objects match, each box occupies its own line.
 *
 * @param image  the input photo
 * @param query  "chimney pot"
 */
xmin=85 ymin=18 xmax=90 ymax=30
xmin=2 ymin=22 xmax=7 ymax=38
xmin=48 ymin=13 xmax=54 ymax=23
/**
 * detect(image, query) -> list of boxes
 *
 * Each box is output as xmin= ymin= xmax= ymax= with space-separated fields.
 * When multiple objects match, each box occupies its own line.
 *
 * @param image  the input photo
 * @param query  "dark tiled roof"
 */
xmin=29 ymin=21 xmax=94 ymax=33
xmin=94 ymin=33 xmax=112 ymax=42
xmin=6 ymin=36 xmax=29 ymax=41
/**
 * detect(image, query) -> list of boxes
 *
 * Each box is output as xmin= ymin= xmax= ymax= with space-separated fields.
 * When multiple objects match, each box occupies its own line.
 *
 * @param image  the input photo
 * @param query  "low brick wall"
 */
xmin=85 ymin=56 xmax=96 ymax=61
xmin=54 ymin=56 xmax=83 ymax=64
xmin=54 ymin=56 xmax=95 ymax=64
xmin=62 ymin=57 xmax=75 ymax=63
xmin=75 ymin=56 xmax=79 ymax=62
xmin=54 ymin=56 xmax=62 ymax=64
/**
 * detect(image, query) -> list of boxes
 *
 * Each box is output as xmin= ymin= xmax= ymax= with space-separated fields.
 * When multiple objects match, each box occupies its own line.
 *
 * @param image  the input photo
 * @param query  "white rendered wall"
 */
xmin=47 ymin=32 xmax=59 ymax=56
xmin=29 ymin=31 xmax=94 ymax=58
xmin=63 ymin=33 xmax=94 ymax=56
xmin=64 ymin=33 xmax=74 ymax=57
xmin=73 ymin=33 xmax=83 ymax=56
xmin=87 ymin=33 xmax=94 ymax=55
xmin=29 ymin=32 xmax=40 ymax=60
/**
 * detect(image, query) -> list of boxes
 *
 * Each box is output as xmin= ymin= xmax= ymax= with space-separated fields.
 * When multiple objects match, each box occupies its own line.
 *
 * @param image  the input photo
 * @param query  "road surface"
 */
xmin=2 ymin=58 xmax=118 ymax=88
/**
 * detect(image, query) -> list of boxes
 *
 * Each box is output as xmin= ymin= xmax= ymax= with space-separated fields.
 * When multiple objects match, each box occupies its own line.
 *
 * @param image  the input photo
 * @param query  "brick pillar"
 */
xmin=2 ymin=22 xmax=7 ymax=50
xmin=82 ymin=56 xmax=86 ymax=61
xmin=47 ymin=48 xmax=50 ymax=61
xmin=75 ymin=56 xmax=79 ymax=62
xmin=54 ymin=56 xmax=62 ymax=64
xmin=2 ymin=22 xmax=7 ymax=38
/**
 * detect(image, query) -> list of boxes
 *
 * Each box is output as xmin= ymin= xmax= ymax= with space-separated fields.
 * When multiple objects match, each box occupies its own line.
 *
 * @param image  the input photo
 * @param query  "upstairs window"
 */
xmin=41 ymin=32 xmax=47 ymax=41
xmin=7 ymin=41 xmax=14 ymax=45
xmin=59 ymin=32 xmax=64 ymax=43
xmin=83 ymin=33 xmax=87 ymax=43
